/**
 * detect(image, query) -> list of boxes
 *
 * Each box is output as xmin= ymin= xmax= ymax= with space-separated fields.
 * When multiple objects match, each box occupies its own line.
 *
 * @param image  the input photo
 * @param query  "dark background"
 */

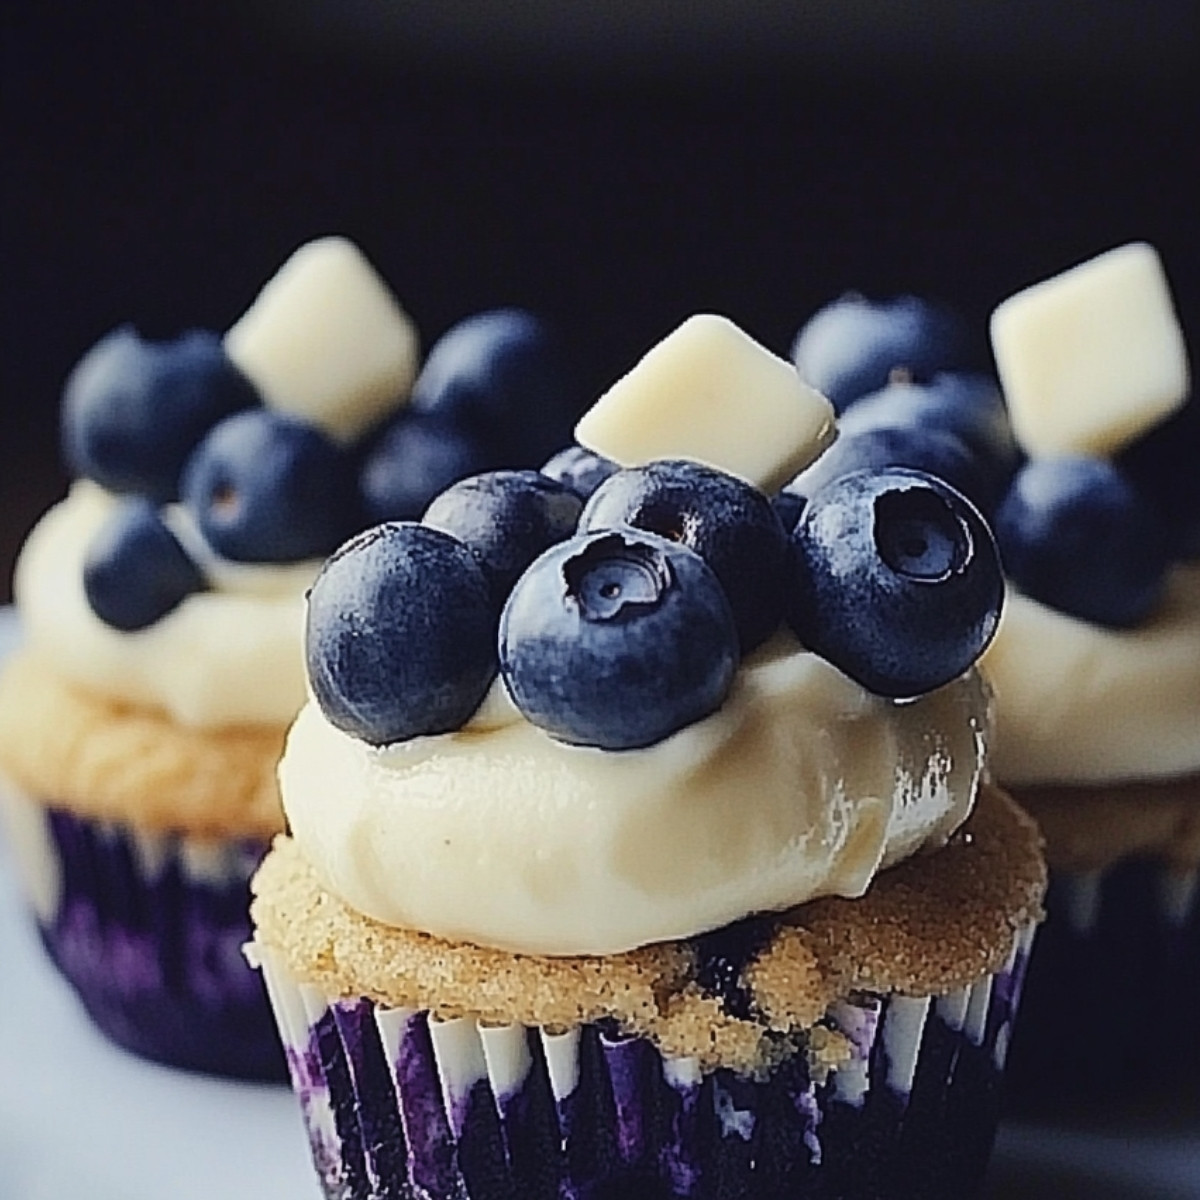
xmin=3 ymin=1 xmax=1198 ymax=603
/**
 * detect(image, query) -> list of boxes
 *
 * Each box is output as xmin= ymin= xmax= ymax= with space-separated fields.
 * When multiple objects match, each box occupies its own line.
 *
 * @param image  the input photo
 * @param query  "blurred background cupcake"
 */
xmin=0 ymin=234 xmax=586 ymax=1080
xmin=979 ymin=242 xmax=1200 ymax=1103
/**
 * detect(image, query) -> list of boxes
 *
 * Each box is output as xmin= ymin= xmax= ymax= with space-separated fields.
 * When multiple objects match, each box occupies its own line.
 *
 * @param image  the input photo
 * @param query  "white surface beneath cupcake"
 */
xmin=0 ymin=606 xmax=1196 ymax=1200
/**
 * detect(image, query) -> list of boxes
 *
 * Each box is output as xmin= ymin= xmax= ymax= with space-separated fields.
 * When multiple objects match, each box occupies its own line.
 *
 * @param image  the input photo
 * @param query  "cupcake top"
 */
xmin=789 ymin=243 xmax=1200 ymax=789
xmin=281 ymin=314 xmax=1006 ymax=956
xmin=13 ymin=237 xmax=584 ymax=730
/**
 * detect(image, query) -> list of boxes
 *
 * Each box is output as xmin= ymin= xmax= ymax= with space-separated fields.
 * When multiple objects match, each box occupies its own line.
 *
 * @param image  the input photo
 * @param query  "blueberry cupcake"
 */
xmin=790 ymin=243 xmax=1200 ymax=1101
xmin=978 ymin=242 xmax=1200 ymax=1100
xmin=249 ymin=314 xmax=1046 ymax=1198
xmin=0 ymin=236 xmax=583 ymax=1080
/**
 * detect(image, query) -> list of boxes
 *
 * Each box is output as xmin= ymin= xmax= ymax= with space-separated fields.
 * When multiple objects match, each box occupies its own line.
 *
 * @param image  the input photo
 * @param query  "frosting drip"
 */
xmin=15 ymin=482 xmax=315 ymax=728
xmin=280 ymin=635 xmax=991 ymax=956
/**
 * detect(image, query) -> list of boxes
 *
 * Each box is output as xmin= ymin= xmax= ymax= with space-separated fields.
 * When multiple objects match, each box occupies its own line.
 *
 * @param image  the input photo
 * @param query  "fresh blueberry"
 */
xmin=790 ymin=293 xmax=987 ymax=413
xmin=782 ymin=423 xmax=998 ymax=518
xmin=838 ymin=372 xmax=1021 ymax=494
xmin=1117 ymin=394 xmax=1200 ymax=561
xmin=578 ymin=460 xmax=790 ymax=653
xmin=358 ymin=408 xmax=495 ymax=524
xmin=788 ymin=468 xmax=1003 ymax=698
xmin=411 ymin=308 xmax=580 ymax=467
xmin=422 ymin=469 xmax=583 ymax=598
xmin=994 ymin=456 xmax=1171 ymax=628
xmin=499 ymin=529 xmax=739 ymax=749
xmin=181 ymin=410 xmax=360 ymax=562
xmin=540 ymin=443 xmax=620 ymax=499
xmin=61 ymin=326 xmax=259 ymax=502
xmin=83 ymin=498 xmax=207 ymax=631
xmin=770 ymin=489 xmax=807 ymax=535
xmin=306 ymin=523 xmax=498 ymax=745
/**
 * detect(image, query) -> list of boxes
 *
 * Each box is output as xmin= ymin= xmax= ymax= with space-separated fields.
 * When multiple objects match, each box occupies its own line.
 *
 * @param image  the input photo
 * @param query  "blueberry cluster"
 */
xmin=307 ymin=444 xmax=1005 ymax=752
xmin=790 ymin=291 xmax=1198 ymax=628
xmin=63 ymin=310 xmax=579 ymax=631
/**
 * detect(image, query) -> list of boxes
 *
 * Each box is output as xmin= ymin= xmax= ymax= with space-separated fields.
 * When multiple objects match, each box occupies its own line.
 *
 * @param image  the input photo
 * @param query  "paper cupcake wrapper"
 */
xmin=1005 ymin=857 xmax=1200 ymax=1102
xmin=0 ymin=786 xmax=285 ymax=1081
xmin=255 ymin=922 xmax=1036 ymax=1200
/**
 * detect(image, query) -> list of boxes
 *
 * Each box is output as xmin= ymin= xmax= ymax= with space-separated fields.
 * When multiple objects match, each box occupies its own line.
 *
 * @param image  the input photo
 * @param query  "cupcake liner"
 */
xmin=1 ymin=786 xmax=285 ymax=1081
xmin=255 ymin=922 xmax=1036 ymax=1200
xmin=1004 ymin=856 xmax=1200 ymax=1103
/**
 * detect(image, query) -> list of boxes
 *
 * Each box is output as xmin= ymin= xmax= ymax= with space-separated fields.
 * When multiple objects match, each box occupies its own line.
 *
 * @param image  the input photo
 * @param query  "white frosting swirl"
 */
xmin=15 ymin=482 xmax=316 ymax=728
xmin=981 ymin=565 xmax=1200 ymax=786
xmin=281 ymin=636 xmax=991 ymax=956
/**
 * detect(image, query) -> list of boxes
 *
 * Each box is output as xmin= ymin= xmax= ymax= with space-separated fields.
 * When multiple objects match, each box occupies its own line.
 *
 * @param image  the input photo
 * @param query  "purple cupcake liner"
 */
xmin=2 ymin=788 xmax=286 ymax=1081
xmin=1004 ymin=856 xmax=1200 ymax=1104
xmin=256 ymin=922 xmax=1036 ymax=1200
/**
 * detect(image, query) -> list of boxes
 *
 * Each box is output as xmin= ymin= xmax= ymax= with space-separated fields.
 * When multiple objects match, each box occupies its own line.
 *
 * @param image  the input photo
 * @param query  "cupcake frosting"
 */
xmin=981 ymin=564 xmax=1200 ymax=786
xmin=281 ymin=634 xmax=992 ymax=956
xmin=16 ymin=481 xmax=313 ymax=728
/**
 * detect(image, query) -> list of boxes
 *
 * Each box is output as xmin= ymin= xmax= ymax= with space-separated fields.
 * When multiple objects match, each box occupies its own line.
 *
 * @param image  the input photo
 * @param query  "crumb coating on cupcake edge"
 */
xmin=250 ymin=782 xmax=1045 ymax=1073
xmin=0 ymin=649 xmax=285 ymax=839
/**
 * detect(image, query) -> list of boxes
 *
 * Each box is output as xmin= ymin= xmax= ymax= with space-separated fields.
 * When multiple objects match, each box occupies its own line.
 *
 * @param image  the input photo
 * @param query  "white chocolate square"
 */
xmin=574 ymin=314 xmax=835 ymax=493
xmin=224 ymin=236 xmax=419 ymax=443
xmin=990 ymin=242 xmax=1189 ymax=458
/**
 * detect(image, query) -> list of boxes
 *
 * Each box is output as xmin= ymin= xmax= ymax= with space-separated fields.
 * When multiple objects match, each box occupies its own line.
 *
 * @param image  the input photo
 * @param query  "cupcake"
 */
xmin=789 ymin=243 xmax=1199 ymax=1100
xmin=0 ymin=235 xmax=583 ymax=1080
xmin=979 ymin=242 xmax=1200 ymax=1099
xmin=249 ymin=314 xmax=1046 ymax=1197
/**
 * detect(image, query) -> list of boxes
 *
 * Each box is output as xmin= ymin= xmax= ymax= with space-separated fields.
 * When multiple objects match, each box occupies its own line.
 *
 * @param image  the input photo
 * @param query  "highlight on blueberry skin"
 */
xmin=306 ymin=522 xmax=499 ymax=745
xmin=790 ymin=292 xmax=986 ymax=413
xmin=181 ymin=409 xmax=360 ymax=563
xmin=788 ymin=468 xmax=1004 ymax=698
xmin=994 ymin=456 xmax=1171 ymax=629
xmin=422 ymin=469 xmax=583 ymax=597
xmin=61 ymin=326 xmax=259 ymax=503
xmin=83 ymin=497 xmax=208 ymax=631
xmin=578 ymin=459 xmax=791 ymax=653
xmin=539 ymin=443 xmax=620 ymax=500
xmin=499 ymin=529 xmax=740 ymax=750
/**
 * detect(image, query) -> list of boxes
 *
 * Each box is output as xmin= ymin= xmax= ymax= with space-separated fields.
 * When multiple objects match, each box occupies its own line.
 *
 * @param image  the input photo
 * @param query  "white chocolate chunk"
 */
xmin=224 ymin=236 xmax=419 ymax=443
xmin=990 ymin=242 xmax=1189 ymax=458
xmin=574 ymin=314 xmax=835 ymax=493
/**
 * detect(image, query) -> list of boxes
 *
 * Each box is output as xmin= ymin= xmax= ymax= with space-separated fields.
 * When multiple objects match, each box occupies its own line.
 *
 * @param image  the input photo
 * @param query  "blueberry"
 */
xmin=499 ymin=529 xmax=739 ymax=749
xmin=994 ymin=456 xmax=1171 ymax=628
xmin=411 ymin=308 xmax=580 ymax=467
xmin=422 ymin=469 xmax=583 ymax=598
xmin=782 ymin=422 xmax=998 ymax=518
xmin=1117 ymin=394 xmax=1200 ymax=561
xmin=62 ymin=326 xmax=259 ymax=502
xmin=181 ymin=410 xmax=360 ymax=562
xmin=578 ymin=460 xmax=790 ymax=653
xmin=358 ymin=409 xmax=495 ymax=524
xmin=540 ymin=443 xmax=620 ymax=499
xmin=306 ymin=523 xmax=498 ymax=745
xmin=790 ymin=293 xmax=987 ymax=413
xmin=770 ymin=489 xmax=807 ymax=535
xmin=788 ymin=468 xmax=1003 ymax=698
xmin=83 ymin=498 xmax=207 ymax=631
xmin=839 ymin=372 xmax=1021 ymax=493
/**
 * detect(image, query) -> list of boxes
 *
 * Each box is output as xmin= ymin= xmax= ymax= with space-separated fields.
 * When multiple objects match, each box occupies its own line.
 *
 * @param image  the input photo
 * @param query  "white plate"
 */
xmin=0 ymin=606 xmax=1196 ymax=1199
